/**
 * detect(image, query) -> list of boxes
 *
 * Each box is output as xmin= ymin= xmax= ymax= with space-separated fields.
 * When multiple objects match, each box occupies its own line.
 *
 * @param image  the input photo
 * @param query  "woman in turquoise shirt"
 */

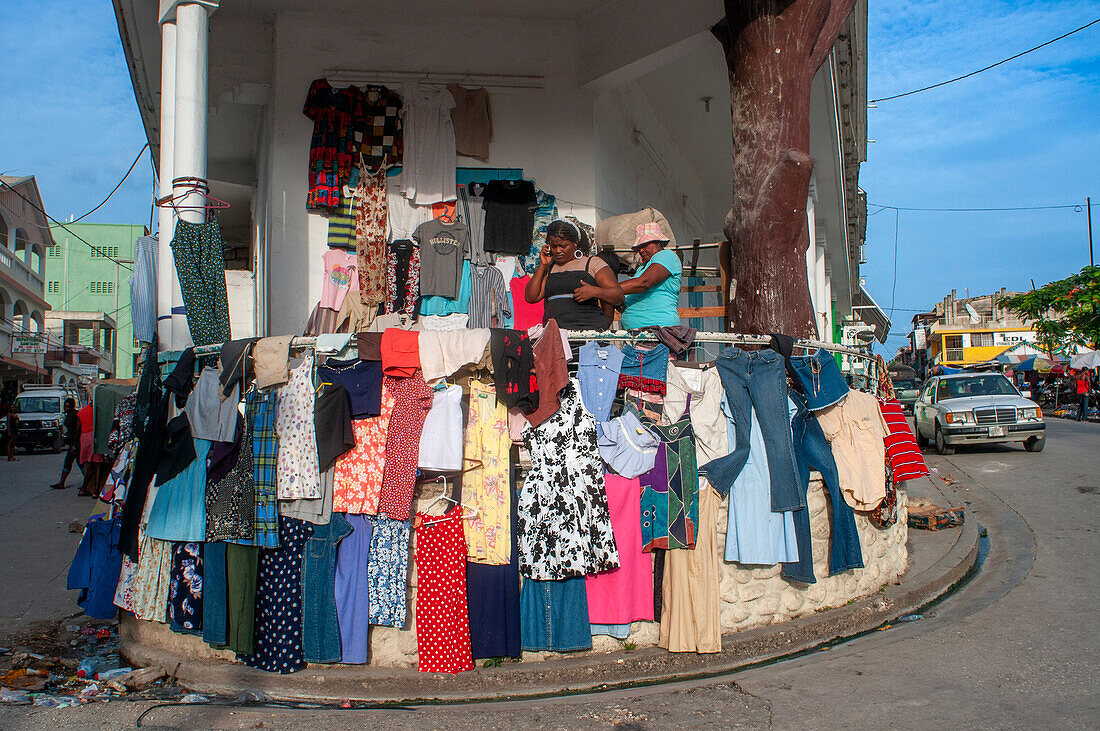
xmin=617 ymin=223 xmax=682 ymax=329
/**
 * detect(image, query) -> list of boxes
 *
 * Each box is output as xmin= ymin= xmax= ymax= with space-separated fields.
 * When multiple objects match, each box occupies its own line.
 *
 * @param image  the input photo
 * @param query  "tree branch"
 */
xmin=809 ymin=0 xmax=857 ymax=71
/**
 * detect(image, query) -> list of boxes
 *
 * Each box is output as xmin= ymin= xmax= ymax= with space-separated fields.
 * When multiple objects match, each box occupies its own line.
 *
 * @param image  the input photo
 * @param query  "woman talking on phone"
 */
xmin=524 ymin=219 xmax=623 ymax=330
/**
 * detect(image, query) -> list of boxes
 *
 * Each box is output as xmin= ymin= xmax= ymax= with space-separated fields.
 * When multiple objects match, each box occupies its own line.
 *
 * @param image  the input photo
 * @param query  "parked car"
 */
xmin=913 ymin=373 xmax=1045 ymax=455
xmin=0 ymin=385 xmax=82 ymax=453
xmin=891 ymin=376 xmax=922 ymax=413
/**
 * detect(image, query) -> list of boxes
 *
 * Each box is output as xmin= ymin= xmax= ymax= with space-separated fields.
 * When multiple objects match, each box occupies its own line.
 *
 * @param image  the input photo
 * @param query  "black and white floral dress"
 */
xmin=519 ymin=379 xmax=619 ymax=580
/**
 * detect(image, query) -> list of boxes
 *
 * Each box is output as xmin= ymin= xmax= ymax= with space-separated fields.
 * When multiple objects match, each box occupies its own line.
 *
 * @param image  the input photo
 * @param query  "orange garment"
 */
xmin=431 ymin=201 xmax=457 ymax=219
xmin=333 ymin=382 xmax=396 ymax=514
xmin=380 ymin=328 xmax=421 ymax=377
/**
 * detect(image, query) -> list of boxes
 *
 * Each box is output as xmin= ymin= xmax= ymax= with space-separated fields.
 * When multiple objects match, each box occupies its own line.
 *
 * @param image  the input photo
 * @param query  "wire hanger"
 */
xmin=156 ymin=176 xmax=230 ymax=214
xmin=422 ymin=476 xmax=479 ymax=518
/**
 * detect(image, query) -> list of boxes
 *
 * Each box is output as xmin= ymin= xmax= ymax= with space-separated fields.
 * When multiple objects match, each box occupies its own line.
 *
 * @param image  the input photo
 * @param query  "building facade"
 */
xmin=0 ymin=175 xmax=53 ymax=396
xmin=112 ymin=0 xmax=884 ymax=347
xmin=45 ymin=223 xmax=146 ymax=378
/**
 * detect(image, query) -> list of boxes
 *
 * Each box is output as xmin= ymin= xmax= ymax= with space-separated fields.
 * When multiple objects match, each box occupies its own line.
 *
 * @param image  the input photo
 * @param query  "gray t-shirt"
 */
xmin=414 ymin=219 xmax=470 ymax=299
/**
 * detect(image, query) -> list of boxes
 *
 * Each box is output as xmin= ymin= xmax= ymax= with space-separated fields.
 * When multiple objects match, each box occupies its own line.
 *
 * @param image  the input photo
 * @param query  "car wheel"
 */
xmin=934 ymin=424 xmax=955 ymax=455
xmin=1024 ymin=435 xmax=1046 ymax=452
xmin=913 ymin=418 xmax=928 ymax=448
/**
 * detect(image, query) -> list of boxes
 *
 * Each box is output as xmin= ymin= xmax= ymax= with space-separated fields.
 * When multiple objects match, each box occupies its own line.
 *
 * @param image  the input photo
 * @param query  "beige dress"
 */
xmin=658 ymin=362 xmax=728 ymax=653
xmin=815 ymin=389 xmax=889 ymax=510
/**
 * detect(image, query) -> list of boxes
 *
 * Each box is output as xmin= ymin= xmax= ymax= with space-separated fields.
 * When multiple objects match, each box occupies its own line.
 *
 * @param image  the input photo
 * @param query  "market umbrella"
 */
xmin=1070 ymin=350 xmax=1100 ymax=370
xmin=1014 ymin=356 xmax=1038 ymax=371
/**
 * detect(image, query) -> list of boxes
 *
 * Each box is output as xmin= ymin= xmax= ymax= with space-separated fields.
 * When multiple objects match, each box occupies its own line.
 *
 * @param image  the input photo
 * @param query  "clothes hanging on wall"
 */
xmin=400 ymin=85 xmax=457 ymax=206
xmin=482 ymin=179 xmax=537 ymax=255
xmin=447 ymin=85 xmax=492 ymax=161
xmin=355 ymin=166 xmax=389 ymax=307
xmin=415 ymin=509 xmax=475 ymax=674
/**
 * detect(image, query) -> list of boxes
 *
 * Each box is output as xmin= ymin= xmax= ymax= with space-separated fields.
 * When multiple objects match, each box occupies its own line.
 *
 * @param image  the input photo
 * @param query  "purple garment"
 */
xmin=334 ymin=514 xmax=373 ymax=663
xmin=206 ymin=420 xmax=244 ymax=485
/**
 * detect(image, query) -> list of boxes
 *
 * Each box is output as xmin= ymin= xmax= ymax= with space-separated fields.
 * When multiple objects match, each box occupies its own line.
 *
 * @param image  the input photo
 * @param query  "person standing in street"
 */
xmin=5 ymin=404 xmax=19 ymax=461
xmin=1075 ymin=369 xmax=1091 ymax=422
xmin=50 ymin=398 xmax=81 ymax=489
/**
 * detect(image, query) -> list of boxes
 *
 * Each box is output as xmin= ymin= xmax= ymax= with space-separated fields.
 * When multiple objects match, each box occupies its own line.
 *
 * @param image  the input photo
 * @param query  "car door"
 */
xmin=915 ymin=380 xmax=936 ymax=437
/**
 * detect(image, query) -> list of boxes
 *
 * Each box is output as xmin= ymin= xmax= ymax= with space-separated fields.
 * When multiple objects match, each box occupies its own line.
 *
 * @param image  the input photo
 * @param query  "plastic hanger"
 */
xmin=423 ymin=476 xmax=479 ymax=518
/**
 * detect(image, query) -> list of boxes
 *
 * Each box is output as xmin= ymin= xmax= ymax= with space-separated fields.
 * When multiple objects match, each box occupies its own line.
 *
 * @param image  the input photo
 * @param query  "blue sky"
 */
xmin=860 ymin=0 xmax=1100 ymax=355
xmin=1 ymin=1 xmax=1098 ymax=355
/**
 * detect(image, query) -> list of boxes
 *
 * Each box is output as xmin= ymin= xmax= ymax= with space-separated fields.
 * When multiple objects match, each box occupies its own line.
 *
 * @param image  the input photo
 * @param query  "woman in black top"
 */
xmin=524 ymin=219 xmax=623 ymax=330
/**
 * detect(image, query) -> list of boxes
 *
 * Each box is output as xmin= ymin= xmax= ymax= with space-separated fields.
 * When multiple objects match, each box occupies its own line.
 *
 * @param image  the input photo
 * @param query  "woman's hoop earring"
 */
xmin=574 ymin=249 xmax=583 ymax=259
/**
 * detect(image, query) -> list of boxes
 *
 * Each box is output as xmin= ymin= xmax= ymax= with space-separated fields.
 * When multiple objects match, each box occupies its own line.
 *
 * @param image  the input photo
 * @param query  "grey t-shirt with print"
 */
xmin=414 ymin=219 xmax=470 ymax=299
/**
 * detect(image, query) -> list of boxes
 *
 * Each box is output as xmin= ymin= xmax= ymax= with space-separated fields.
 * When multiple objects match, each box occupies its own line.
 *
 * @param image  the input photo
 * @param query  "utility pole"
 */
xmin=1088 ymin=196 xmax=1093 ymax=268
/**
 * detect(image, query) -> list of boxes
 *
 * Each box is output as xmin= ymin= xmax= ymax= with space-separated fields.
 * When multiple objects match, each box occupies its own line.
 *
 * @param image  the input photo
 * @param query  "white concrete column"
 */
xmin=805 ymin=193 xmax=820 ymax=337
xmin=155 ymin=20 xmax=177 ymax=349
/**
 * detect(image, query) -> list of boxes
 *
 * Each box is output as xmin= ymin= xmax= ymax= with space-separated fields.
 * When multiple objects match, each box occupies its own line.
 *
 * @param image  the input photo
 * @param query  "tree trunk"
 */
xmin=714 ymin=0 xmax=856 ymax=337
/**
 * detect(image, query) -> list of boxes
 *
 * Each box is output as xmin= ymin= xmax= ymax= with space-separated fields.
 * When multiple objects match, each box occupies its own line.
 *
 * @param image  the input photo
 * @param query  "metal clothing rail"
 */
xmin=187 ymin=331 xmax=874 ymax=360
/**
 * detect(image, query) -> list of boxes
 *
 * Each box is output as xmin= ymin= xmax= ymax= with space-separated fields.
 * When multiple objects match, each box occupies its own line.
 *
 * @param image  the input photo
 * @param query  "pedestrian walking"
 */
xmin=50 ymin=398 xmax=81 ymax=489
xmin=5 ymin=404 xmax=18 ymax=461
xmin=1076 ymin=369 xmax=1092 ymax=422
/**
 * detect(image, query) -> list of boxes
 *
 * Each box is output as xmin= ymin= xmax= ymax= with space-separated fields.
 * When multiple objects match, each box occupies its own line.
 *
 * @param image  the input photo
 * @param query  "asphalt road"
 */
xmin=1 ymin=419 xmax=1097 ymax=729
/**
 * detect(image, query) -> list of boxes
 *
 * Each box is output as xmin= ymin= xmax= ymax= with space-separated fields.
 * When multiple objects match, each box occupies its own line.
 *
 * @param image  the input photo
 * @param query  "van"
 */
xmin=2 ymin=385 xmax=83 ymax=453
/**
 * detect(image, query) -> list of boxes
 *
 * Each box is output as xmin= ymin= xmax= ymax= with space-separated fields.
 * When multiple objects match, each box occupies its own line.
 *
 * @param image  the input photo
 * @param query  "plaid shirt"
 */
xmin=231 ymin=389 xmax=280 ymax=549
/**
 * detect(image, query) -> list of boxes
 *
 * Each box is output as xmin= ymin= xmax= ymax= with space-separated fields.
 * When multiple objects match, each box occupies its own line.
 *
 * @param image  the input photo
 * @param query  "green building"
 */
xmin=45 ymin=223 xmax=147 ymax=378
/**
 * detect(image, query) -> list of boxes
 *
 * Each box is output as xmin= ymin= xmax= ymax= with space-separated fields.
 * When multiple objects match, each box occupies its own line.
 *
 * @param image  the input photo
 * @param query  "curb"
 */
xmin=122 ymin=513 xmax=980 ymax=704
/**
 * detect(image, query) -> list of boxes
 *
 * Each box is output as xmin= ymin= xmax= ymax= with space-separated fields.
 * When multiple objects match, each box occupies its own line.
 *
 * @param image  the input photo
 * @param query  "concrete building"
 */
xmin=904 ymin=288 xmax=1050 ymax=376
xmin=112 ymin=0 xmax=884 ymax=346
xmin=0 ymin=175 xmax=53 ymax=395
xmin=45 ymin=223 xmax=147 ymax=378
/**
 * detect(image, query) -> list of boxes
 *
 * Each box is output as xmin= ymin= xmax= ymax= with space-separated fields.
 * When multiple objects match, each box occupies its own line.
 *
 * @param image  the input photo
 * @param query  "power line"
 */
xmin=68 ymin=144 xmax=150 ymax=224
xmin=0 ymin=180 xmax=133 ymax=272
xmin=870 ymin=202 xmax=1081 ymax=213
xmin=870 ymin=16 xmax=1100 ymax=103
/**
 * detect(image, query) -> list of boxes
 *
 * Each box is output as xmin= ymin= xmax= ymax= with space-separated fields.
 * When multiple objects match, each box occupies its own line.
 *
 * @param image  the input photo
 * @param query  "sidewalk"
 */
xmin=122 ymin=472 xmax=978 ymax=703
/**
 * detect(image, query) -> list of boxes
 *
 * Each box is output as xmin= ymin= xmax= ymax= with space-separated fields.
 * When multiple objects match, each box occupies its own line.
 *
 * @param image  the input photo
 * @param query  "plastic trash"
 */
xmin=897 ymin=614 xmax=924 ymax=623
xmin=95 ymin=667 xmax=132 ymax=681
xmin=0 ymin=688 xmax=31 ymax=704
xmin=79 ymin=683 xmax=100 ymax=699
xmin=180 ymin=693 xmax=210 ymax=704
xmin=77 ymin=658 xmax=99 ymax=678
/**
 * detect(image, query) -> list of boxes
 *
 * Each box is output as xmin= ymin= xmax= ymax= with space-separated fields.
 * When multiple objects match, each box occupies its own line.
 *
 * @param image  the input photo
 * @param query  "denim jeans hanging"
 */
xmin=702 ymin=348 xmax=803 ymax=512
xmin=302 ymin=512 xmax=353 ymax=663
xmin=782 ymin=393 xmax=864 ymax=583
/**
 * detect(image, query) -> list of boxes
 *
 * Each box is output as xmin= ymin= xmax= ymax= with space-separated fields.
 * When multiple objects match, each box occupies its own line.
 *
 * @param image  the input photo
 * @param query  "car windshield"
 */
xmin=15 ymin=397 xmax=61 ymax=414
xmin=936 ymin=376 xmax=1018 ymax=400
xmin=894 ymin=379 xmax=918 ymax=390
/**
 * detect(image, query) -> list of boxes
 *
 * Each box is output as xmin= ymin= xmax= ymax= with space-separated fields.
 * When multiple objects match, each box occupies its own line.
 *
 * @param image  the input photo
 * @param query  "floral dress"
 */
xmin=276 ymin=354 xmax=321 ymax=500
xmin=356 ymin=166 xmax=388 ymax=306
xmin=333 ymin=380 xmax=396 ymax=514
xmin=463 ymin=380 xmax=511 ymax=564
xmin=167 ymin=542 xmax=203 ymax=631
xmin=367 ymin=515 xmax=411 ymax=627
xmin=519 ymin=379 xmax=619 ymax=580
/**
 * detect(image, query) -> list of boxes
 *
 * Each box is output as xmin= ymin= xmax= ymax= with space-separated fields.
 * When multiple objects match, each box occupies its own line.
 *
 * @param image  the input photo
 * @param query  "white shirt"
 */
xmin=401 ymin=84 xmax=457 ymax=205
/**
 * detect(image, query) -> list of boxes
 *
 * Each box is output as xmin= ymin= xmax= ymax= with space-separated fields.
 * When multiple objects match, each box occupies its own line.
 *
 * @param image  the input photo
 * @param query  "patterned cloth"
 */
xmin=333 ymin=381 xmax=395 ymax=514
xmin=303 ymin=303 xmax=340 ymax=336
xmin=129 ymin=535 xmax=173 ymax=622
xmin=241 ymin=516 xmax=314 ymax=673
xmin=415 ymin=509 xmax=475 ymax=673
xmin=275 ymin=355 xmax=321 ymax=500
xmin=378 ymin=372 xmax=433 ymax=521
xmin=467 ymin=264 xmax=511 ymax=328
xmin=878 ymin=397 xmax=930 ymax=484
xmin=463 ymin=380 xmax=511 ymax=564
xmin=385 ymin=243 xmax=420 ymax=315
xmin=519 ymin=189 xmax=558 ymax=275
xmin=241 ymin=389 xmax=280 ymax=549
xmin=354 ymin=85 xmax=403 ymax=171
xmin=206 ymin=427 xmax=256 ymax=542
xmin=167 ymin=542 xmax=203 ymax=632
xmin=640 ymin=407 xmax=699 ymax=551
xmin=326 ymin=189 xmax=356 ymax=248
xmin=356 ymin=167 xmax=389 ymax=307
xmin=519 ymin=379 xmax=619 ymax=580
xmin=367 ymin=515 xmax=411 ymax=627
xmin=170 ymin=218 xmax=231 ymax=359
xmin=303 ymin=79 xmax=357 ymax=212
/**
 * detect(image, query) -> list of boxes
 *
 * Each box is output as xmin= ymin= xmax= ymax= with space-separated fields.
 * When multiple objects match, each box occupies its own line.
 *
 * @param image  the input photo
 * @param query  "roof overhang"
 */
xmin=852 ymin=289 xmax=890 ymax=343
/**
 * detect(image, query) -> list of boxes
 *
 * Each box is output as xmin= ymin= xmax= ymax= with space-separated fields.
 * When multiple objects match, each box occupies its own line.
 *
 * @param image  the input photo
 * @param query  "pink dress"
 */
xmin=585 ymin=474 xmax=654 ymax=624
xmin=510 ymin=276 xmax=544 ymax=330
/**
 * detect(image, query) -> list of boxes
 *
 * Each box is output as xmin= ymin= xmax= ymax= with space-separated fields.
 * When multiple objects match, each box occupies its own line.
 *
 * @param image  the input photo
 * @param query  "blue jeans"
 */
xmin=703 ymin=348 xmax=804 ymax=512
xmin=520 ymin=577 xmax=591 ymax=652
xmin=302 ymin=513 xmax=352 ymax=663
xmin=202 ymin=542 xmax=228 ymax=647
xmin=789 ymin=349 xmax=849 ymax=411
xmin=782 ymin=394 xmax=864 ymax=583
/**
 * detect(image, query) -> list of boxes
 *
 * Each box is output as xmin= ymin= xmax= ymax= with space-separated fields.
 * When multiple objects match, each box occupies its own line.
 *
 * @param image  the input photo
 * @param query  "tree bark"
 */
xmin=714 ymin=0 xmax=856 ymax=337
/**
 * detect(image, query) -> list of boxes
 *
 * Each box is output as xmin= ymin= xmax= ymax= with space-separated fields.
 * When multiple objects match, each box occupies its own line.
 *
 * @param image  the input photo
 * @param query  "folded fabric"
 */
xmin=642 ymin=325 xmax=696 ymax=357
xmin=418 ymin=329 xmax=491 ymax=383
xmin=356 ymin=332 xmax=383 ymax=361
xmin=315 ymin=333 xmax=353 ymax=353
xmin=219 ymin=338 xmax=258 ymax=398
xmin=317 ymin=358 xmax=383 ymax=418
xmin=253 ymin=336 xmax=293 ymax=389
xmin=617 ymin=343 xmax=670 ymax=395
xmin=878 ymin=397 xmax=930 ymax=484
xmin=598 ymin=410 xmax=660 ymax=479
xmin=789 ymin=348 xmax=849 ymax=411
xmin=417 ymin=313 xmax=469 ymax=331
xmin=524 ymin=319 xmax=568 ymax=428
xmin=380 ymin=328 xmax=421 ymax=377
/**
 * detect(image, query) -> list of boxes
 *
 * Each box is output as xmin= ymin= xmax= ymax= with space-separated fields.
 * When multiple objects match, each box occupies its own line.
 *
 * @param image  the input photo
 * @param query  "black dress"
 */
xmin=543 ymin=257 xmax=610 ymax=330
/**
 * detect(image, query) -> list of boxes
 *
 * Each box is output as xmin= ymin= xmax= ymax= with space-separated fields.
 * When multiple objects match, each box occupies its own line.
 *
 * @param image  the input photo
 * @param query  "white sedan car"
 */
xmin=913 ymin=373 xmax=1046 ymax=455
